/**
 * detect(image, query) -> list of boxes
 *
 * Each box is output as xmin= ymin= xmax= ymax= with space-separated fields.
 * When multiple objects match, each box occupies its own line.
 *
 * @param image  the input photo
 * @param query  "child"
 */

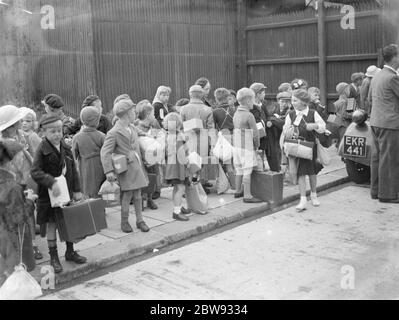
xmin=21 ymin=107 xmax=42 ymax=156
xmin=308 ymin=87 xmax=329 ymax=122
xmin=153 ymin=86 xmax=173 ymax=127
xmin=135 ymin=100 xmax=161 ymax=210
xmin=72 ymin=107 xmax=106 ymax=199
xmin=31 ymin=114 xmax=86 ymax=274
xmin=101 ymin=99 xmax=150 ymax=233
xmin=232 ymin=88 xmax=262 ymax=203
xmin=163 ymin=112 xmax=191 ymax=221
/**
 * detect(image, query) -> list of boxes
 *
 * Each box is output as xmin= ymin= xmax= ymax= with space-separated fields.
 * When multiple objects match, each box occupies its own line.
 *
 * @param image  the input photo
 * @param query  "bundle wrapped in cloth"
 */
xmin=139 ymin=136 xmax=165 ymax=166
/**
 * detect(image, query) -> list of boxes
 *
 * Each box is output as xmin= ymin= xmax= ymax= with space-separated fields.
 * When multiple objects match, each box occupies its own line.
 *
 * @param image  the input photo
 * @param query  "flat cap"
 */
xmin=351 ymin=72 xmax=364 ymax=82
xmin=276 ymin=91 xmax=292 ymax=100
xmin=39 ymin=114 xmax=62 ymax=128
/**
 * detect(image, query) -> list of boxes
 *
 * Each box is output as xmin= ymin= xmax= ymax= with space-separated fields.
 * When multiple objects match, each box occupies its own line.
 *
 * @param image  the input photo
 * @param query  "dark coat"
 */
xmin=153 ymin=102 xmax=173 ymax=127
xmin=30 ymin=138 xmax=81 ymax=225
xmin=65 ymin=114 xmax=112 ymax=136
xmin=250 ymin=103 xmax=268 ymax=150
xmin=213 ymin=104 xmax=235 ymax=133
xmin=347 ymin=83 xmax=361 ymax=110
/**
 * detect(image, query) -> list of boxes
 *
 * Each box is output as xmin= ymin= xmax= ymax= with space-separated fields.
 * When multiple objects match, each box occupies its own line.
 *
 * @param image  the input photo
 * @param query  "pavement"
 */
xmin=42 ymin=184 xmax=399 ymax=300
xmin=31 ymin=146 xmax=350 ymax=288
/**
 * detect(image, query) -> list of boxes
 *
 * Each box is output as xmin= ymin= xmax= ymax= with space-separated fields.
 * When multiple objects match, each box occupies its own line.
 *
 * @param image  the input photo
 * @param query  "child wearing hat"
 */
xmin=135 ymin=100 xmax=162 ymax=210
xmin=72 ymin=107 xmax=106 ymax=199
xmin=282 ymin=89 xmax=326 ymax=212
xmin=101 ymin=99 xmax=150 ymax=234
xmin=163 ymin=112 xmax=191 ymax=221
xmin=232 ymin=88 xmax=263 ymax=203
xmin=31 ymin=114 xmax=86 ymax=273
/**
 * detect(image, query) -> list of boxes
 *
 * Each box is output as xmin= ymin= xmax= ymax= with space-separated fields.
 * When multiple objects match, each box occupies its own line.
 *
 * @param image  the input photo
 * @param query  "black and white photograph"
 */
xmin=1 ymin=0 xmax=399 ymax=306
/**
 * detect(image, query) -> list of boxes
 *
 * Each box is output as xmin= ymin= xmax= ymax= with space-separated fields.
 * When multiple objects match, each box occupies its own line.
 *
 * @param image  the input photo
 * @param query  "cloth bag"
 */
xmin=253 ymin=152 xmax=265 ymax=172
xmin=187 ymin=152 xmax=202 ymax=174
xmin=0 ymin=224 xmax=42 ymax=300
xmin=283 ymin=139 xmax=314 ymax=160
xmin=316 ymin=138 xmax=331 ymax=166
xmin=213 ymin=132 xmax=234 ymax=162
xmin=216 ymin=164 xmax=230 ymax=195
xmin=98 ymin=180 xmax=120 ymax=206
xmin=139 ymin=136 xmax=164 ymax=166
xmin=185 ymin=183 xmax=208 ymax=214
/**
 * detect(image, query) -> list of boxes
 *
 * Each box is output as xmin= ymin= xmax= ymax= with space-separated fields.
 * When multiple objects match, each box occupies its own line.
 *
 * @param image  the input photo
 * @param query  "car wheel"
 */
xmin=345 ymin=159 xmax=370 ymax=184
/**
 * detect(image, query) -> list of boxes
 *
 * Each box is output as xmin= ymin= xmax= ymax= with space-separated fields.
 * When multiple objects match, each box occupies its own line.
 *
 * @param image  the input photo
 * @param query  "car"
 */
xmin=338 ymin=110 xmax=372 ymax=184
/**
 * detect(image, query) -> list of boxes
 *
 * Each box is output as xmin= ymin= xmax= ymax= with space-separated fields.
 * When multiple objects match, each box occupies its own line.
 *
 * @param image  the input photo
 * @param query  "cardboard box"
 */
xmin=251 ymin=171 xmax=284 ymax=206
xmin=183 ymin=118 xmax=204 ymax=132
xmin=59 ymin=199 xmax=107 ymax=243
xmin=112 ymin=154 xmax=128 ymax=174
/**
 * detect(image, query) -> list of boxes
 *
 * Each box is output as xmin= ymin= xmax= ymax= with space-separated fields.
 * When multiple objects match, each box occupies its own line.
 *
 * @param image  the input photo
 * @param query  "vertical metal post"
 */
xmin=236 ymin=0 xmax=247 ymax=89
xmin=317 ymin=0 xmax=327 ymax=106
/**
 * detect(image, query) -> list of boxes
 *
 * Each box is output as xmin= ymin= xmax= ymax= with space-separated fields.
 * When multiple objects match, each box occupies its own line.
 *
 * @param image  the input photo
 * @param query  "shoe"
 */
xmin=371 ymin=194 xmax=378 ymax=200
xmin=147 ymin=199 xmax=158 ymax=210
xmin=310 ymin=195 xmax=320 ymax=207
xmin=121 ymin=221 xmax=133 ymax=233
xmin=173 ymin=213 xmax=189 ymax=221
xmin=234 ymin=191 xmax=244 ymax=198
xmin=180 ymin=207 xmax=191 ymax=215
xmin=203 ymin=187 xmax=211 ymax=195
xmin=136 ymin=221 xmax=150 ymax=232
xmin=49 ymin=247 xmax=63 ymax=274
xmin=33 ymin=246 xmax=43 ymax=260
xmin=379 ymin=198 xmax=399 ymax=203
xmin=152 ymin=191 xmax=161 ymax=200
xmin=203 ymin=182 xmax=213 ymax=188
xmin=296 ymin=201 xmax=307 ymax=212
xmin=65 ymin=251 xmax=87 ymax=264
xmin=243 ymin=197 xmax=263 ymax=203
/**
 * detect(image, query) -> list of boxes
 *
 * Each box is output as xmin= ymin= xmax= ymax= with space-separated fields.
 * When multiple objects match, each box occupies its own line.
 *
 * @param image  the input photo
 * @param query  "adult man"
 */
xmin=369 ymin=44 xmax=399 ymax=203
xmin=360 ymin=65 xmax=381 ymax=114
xmin=180 ymin=85 xmax=215 ymax=192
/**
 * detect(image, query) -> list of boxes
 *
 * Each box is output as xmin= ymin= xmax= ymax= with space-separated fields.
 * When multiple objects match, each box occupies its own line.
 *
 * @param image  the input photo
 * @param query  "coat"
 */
xmin=233 ymin=106 xmax=260 ymax=151
xmin=250 ymin=103 xmax=268 ymax=150
xmin=0 ymin=168 xmax=35 ymax=280
xmin=30 ymin=138 xmax=81 ymax=225
xmin=153 ymin=102 xmax=173 ymax=127
xmin=213 ymin=104 xmax=235 ymax=133
xmin=370 ymin=66 xmax=399 ymax=130
xmin=360 ymin=77 xmax=372 ymax=112
xmin=164 ymin=131 xmax=189 ymax=182
xmin=65 ymin=114 xmax=112 ymax=136
xmin=100 ymin=121 xmax=148 ymax=191
xmin=72 ymin=127 xmax=106 ymax=198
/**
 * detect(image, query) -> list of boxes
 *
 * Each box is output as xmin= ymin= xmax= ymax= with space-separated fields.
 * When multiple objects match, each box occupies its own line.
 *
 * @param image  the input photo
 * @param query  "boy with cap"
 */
xmin=232 ymin=88 xmax=263 ymax=203
xmin=72 ymin=106 xmax=106 ymax=199
xmin=101 ymin=99 xmax=150 ymax=233
xmin=31 ymin=114 xmax=86 ymax=273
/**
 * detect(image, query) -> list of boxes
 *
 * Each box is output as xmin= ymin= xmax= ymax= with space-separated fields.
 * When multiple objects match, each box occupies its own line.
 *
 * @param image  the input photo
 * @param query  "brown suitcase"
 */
xmin=251 ymin=171 xmax=284 ymax=206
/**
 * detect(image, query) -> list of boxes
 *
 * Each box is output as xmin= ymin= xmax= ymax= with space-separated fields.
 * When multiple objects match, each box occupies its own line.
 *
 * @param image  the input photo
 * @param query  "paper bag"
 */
xmin=48 ymin=175 xmax=70 ymax=208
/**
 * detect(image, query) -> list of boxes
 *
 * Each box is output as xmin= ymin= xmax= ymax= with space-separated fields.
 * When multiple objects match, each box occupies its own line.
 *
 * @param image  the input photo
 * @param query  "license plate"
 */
xmin=343 ymin=136 xmax=367 ymax=158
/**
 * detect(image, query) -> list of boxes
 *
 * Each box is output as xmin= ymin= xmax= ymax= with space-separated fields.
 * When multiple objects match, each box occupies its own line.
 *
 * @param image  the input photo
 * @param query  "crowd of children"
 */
xmin=0 ymin=69 xmax=377 ymax=280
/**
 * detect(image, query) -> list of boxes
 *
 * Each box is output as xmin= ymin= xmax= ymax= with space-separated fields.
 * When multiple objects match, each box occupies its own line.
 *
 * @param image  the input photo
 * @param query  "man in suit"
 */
xmin=369 ymin=44 xmax=399 ymax=203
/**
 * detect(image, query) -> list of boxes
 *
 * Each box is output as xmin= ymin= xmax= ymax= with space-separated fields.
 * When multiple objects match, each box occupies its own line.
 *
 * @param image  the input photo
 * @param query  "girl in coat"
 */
xmin=0 ymin=139 xmax=35 ymax=286
xmin=153 ymin=86 xmax=173 ymax=127
xmin=282 ymin=89 xmax=326 ymax=212
xmin=72 ymin=107 xmax=106 ymax=199
xmin=163 ymin=112 xmax=191 ymax=221
xmin=101 ymin=99 xmax=150 ymax=234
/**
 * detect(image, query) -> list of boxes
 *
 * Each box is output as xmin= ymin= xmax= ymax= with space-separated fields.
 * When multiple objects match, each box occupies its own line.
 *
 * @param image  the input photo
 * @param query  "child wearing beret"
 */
xmin=101 ymin=99 xmax=150 ymax=234
xmin=31 ymin=114 xmax=86 ymax=274
xmin=72 ymin=107 xmax=106 ymax=199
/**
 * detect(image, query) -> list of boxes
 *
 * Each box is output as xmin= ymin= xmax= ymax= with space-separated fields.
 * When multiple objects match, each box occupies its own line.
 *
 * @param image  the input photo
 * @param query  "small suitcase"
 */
xmin=251 ymin=171 xmax=284 ymax=206
xmin=59 ymin=199 xmax=107 ymax=243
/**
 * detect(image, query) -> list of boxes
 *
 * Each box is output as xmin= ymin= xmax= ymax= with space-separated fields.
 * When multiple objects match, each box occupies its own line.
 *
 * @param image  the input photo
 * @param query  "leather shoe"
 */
xmin=33 ymin=246 xmax=43 ymax=260
xmin=234 ymin=191 xmax=244 ymax=198
xmin=147 ymin=199 xmax=158 ymax=210
xmin=243 ymin=197 xmax=263 ymax=203
xmin=371 ymin=194 xmax=378 ymax=200
xmin=203 ymin=182 xmax=213 ymax=188
xmin=136 ymin=221 xmax=150 ymax=232
xmin=65 ymin=251 xmax=87 ymax=264
xmin=203 ymin=187 xmax=211 ymax=195
xmin=180 ymin=207 xmax=191 ymax=215
xmin=121 ymin=221 xmax=133 ymax=233
xmin=152 ymin=191 xmax=161 ymax=200
xmin=379 ymin=198 xmax=399 ymax=203
xmin=173 ymin=213 xmax=189 ymax=221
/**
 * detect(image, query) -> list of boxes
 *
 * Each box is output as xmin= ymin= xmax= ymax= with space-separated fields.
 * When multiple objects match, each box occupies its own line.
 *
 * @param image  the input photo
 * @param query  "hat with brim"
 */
xmin=0 ymin=105 xmax=30 ymax=132
xmin=277 ymin=91 xmax=292 ymax=100
xmin=0 ymin=138 xmax=24 ymax=161
xmin=336 ymin=82 xmax=349 ymax=95
xmin=365 ymin=65 xmax=381 ymax=78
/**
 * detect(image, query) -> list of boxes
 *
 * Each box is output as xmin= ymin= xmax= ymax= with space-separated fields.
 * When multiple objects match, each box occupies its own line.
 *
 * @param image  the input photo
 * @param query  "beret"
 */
xmin=42 ymin=94 xmax=65 ymax=109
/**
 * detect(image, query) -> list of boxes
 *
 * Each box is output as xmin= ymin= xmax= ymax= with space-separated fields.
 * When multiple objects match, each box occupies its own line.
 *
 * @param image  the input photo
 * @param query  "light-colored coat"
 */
xmin=101 ymin=121 xmax=148 ymax=191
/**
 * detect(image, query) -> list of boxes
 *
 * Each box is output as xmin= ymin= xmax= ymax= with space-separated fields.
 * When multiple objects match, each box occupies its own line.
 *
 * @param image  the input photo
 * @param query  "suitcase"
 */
xmin=59 ymin=199 xmax=107 ymax=243
xmin=251 ymin=171 xmax=284 ymax=206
